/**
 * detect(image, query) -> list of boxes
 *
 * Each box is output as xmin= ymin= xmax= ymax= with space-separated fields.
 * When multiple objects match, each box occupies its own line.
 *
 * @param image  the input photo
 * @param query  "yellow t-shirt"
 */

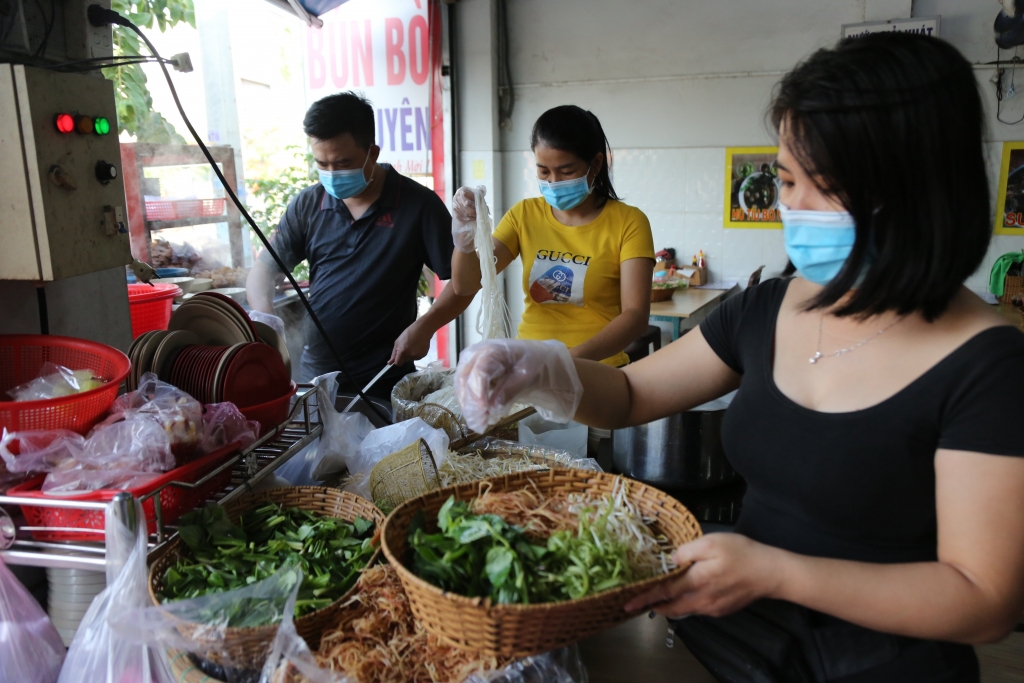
xmin=493 ymin=198 xmax=655 ymax=366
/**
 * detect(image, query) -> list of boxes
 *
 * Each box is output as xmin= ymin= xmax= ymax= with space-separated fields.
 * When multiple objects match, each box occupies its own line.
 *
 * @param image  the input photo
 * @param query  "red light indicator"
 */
xmin=54 ymin=113 xmax=74 ymax=134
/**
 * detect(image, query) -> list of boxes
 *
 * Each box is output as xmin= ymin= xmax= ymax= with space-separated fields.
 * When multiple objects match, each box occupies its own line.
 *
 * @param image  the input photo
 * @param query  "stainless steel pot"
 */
xmin=611 ymin=408 xmax=738 ymax=490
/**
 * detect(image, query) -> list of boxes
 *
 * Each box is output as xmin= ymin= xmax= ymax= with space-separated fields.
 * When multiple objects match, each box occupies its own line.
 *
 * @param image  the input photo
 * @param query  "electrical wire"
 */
xmin=33 ymin=0 xmax=56 ymax=58
xmin=44 ymin=56 xmax=170 ymax=71
xmin=87 ymin=5 xmax=392 ymax=425
xmin=996 ymin=48 xmax=1024 ymax=125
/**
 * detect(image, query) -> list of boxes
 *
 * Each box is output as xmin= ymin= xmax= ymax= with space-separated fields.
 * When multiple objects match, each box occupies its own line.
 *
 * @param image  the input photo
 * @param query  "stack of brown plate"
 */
xmin=126 ymin=293 xmax=291 ymax=401
xmin=167 ymin=341 xmax=289 ymax=408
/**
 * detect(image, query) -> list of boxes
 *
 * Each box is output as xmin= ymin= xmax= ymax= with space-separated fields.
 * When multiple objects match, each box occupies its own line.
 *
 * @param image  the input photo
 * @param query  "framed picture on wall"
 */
xmin=724 ymin=146 xmax=782 ymax=229
xmin=994 ymin=141 xmax=1024 ymax=235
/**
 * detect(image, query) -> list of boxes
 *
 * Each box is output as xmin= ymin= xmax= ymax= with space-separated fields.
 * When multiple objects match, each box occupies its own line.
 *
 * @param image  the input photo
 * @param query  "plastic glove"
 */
xmin=455 ymin=339 xmax=583 ymax=435
xmin=452 ymin=185 xmax=483 ymax=254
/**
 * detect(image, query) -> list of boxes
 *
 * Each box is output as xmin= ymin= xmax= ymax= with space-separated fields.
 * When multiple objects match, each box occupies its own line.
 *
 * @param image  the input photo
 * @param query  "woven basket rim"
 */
xmin=149 ymin=486 xmax=384 ymax=637
xmin=380 ymin=468 xmax=698 ymax=613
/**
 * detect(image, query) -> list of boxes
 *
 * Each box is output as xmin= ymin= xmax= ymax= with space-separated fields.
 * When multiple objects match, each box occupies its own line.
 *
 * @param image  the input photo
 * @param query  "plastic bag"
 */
xmin=7 ymin=362 xmax=105 ymax=401
xmin=0 ymin=428 xmax=85 ymax=474
xmin=456 ymin=339 xmax=583 ymax=434
xmin=58 ymin=499 xmax=175 ymax=683
xmin=199 ymin=402 xmax=260 ymax=454
xmin=391 ymin=362 xmax=454 ymax=422
xmin=469 ymin=646 xmax=589 ymax=683
xmin=347 ymin=417 xmax=448 ymax=499
xmin=275 ymin=438 xmax=323 ymax=486
xmin=103 ymin=372 xmax=203 ymax=462
xmin=0 ymin=556 xmax=65 ymax=683
xmin=114 ymin=564 xmax=323 ymax=683
xmin=518 ymin=414 xmax=589 ymax=459
xmin=248 ymin=309 xmax=287 ymax=341
xmin=311 ymin=372 xmax=375 ymax=481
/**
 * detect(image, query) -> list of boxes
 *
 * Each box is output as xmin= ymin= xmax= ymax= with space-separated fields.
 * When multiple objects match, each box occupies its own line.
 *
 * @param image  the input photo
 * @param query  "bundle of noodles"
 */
xmin=473 ymin=188 xmax=511 ymax=341
xmin=437 ymin=452 xmax=547 ymax=488
xmin=314 ymin=565 xmax=510 ymax=683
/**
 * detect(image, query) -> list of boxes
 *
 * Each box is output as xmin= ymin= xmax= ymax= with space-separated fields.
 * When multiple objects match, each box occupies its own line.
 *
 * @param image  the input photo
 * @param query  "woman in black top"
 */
xmin=453 ymin=33 xmax=1024 ymax=682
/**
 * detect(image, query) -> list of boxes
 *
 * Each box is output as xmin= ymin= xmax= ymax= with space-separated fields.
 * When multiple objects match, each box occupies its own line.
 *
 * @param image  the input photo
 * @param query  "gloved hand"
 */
xmin=455 ymin=339 xmax=583 ymax=435
xmin=452 ymin=185 xmax=483 ymax=254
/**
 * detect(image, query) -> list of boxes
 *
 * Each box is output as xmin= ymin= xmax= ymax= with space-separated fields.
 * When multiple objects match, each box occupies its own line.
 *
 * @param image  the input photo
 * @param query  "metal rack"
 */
xmin=0 ymin=384 xmax=321 ymax=571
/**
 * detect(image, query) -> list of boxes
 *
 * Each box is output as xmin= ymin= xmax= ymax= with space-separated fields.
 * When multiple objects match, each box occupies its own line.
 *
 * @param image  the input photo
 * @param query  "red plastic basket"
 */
xmin=8 ymin=442 xmax=241 ymax=542
xmin=0 ymin=335 xmax=131 ymax=435
xmin=144 ymin=199 xmax=226 ymax=221
xmin=128 ymin=283 xmax=181 ymax=339
xmin=240 ymin=382 xmax=297 ymax=434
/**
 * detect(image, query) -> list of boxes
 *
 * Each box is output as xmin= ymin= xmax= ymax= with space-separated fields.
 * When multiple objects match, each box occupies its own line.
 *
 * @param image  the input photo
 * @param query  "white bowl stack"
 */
xmin=46 ymin=567 xmax=106 ymax=645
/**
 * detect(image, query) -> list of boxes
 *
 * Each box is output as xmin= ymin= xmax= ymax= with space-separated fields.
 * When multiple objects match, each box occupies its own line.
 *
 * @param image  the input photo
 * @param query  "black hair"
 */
xmin=531 ymin=105 xmax=620 ymax=201
xmin=303 ymin=91 xmax=375 ymax=148
xmin=770 ymin=32 xmax=989 ymax=322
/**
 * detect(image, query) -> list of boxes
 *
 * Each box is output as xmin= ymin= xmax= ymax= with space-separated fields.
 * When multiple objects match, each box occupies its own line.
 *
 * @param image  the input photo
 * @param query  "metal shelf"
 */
xmin=0 ymin=384 xmax=322 ymax=571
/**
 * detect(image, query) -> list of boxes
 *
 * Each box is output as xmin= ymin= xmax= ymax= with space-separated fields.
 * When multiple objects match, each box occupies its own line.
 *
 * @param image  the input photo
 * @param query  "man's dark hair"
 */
xmin=303 ymin=92 xmax=375 ymax=148
xmin=771 ymin=32 xmax=989 ymax=322
xmin=531 ymin=105 xmax=620 ymax=202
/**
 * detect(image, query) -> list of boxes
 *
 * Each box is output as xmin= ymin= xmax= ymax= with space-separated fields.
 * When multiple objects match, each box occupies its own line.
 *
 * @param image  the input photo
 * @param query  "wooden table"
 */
xmin=650 ymin=286 xmax=735 ymax=340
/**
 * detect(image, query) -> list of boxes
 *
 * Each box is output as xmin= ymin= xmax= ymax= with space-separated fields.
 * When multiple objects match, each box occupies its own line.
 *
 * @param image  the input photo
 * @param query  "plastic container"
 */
xmin=0 ymin=334 xmax=131 ymax=435
xmin=127 ymin=283 xmax=182 ymax=339
xmin=239 ymin=381 xmax=297 ymax=434
xmin=9 ymin=441 xmax=241 ymax=542
xmin=144 ymin=199 xmax=226 ymax=221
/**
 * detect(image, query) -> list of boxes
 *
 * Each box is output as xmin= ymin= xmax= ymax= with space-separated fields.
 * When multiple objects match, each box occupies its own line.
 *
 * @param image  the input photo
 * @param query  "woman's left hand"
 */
xmin=624 ymin=533 xmax=786 ymax=619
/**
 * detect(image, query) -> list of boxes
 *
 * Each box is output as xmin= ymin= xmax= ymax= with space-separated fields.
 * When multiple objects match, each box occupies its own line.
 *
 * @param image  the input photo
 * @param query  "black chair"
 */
xmin=625 ymin=325 xmax=663 ymax=363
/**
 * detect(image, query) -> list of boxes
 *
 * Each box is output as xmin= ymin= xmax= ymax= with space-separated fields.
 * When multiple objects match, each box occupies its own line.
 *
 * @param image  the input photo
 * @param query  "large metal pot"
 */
xmin=611 ymin=404 xmax=738 ymax=490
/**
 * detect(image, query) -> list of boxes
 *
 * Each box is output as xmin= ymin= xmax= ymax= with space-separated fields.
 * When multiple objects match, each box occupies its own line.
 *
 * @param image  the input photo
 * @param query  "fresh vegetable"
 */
xmin=408 ymin=482 xmax=673 ymax=605
xmin=160 ymin=502 xmax=376 ymax=621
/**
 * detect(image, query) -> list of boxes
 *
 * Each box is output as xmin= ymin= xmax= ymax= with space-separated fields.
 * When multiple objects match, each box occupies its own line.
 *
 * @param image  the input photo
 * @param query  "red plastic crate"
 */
xmin=0 ymin=335 xmax=131 ymax=435
xmin=127 ymin=283 xmax=181 ymax=339
xmin=144 ymin=199 xmax=226 ymax=221
xmin=8 ymin=442 xmax=240 ymax=542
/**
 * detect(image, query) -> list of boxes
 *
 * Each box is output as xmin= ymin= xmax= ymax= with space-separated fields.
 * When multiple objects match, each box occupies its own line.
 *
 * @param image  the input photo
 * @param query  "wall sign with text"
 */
xmin=305 ymin=0 xmax=432 ymax=175
xmin=841 ymin=17 xmax=940 ymax=39
xmin=994 ymin=141 xmax=1024 ymax=235
xmin=724 ymin=146 xmax=782 ymax=229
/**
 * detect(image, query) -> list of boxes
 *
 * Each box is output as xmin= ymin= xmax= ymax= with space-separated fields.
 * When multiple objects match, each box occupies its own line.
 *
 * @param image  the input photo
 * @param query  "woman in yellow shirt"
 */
xmin=450 ymin=105 xmax=655 ymax=366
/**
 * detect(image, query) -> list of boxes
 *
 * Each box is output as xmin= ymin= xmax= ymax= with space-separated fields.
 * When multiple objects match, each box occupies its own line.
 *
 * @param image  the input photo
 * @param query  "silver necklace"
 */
xmin=809 ymin=313 xmax=903 ymax=364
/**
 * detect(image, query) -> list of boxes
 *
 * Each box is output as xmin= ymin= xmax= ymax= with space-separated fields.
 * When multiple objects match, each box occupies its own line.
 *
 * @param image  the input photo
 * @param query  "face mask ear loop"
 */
xmin=362 ymin=149 xmax=375 ymax=186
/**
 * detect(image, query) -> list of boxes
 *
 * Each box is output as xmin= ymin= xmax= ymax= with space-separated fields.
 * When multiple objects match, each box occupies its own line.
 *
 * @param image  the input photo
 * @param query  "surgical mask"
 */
xmin=318 ymin=154 xmax=372 ymax=199
xmin=538 ymin=167 xmax=592 ymax=211
xmin=780 ymin=204 xmax=857 ymax=286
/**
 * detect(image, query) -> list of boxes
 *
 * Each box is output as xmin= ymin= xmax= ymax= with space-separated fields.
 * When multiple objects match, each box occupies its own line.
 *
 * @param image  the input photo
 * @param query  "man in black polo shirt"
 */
xmin=246 ymin=92 xmax=473 ymax=398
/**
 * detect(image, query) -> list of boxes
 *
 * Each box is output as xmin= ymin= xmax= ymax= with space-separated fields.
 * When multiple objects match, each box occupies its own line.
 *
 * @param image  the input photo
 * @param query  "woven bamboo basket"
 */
xmin=149 ymin=487 xmax=384 ymax=669
xmin=381 ymin=468 xmax=702 ymax=658
xmin=167 ymin=649 xmax=227 ymax=683
xmin=1001 ymin=275 xmax=1024 ymax=304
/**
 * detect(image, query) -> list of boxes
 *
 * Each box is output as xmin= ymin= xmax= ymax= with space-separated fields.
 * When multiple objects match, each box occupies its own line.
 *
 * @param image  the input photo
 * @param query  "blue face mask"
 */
xmin=780 ymin=204 xmax=857 ymax=286
xmin=538 ymin=167 xmax=592 ymax=211
xmin=318 ymin=154 xmax=372 ymax=199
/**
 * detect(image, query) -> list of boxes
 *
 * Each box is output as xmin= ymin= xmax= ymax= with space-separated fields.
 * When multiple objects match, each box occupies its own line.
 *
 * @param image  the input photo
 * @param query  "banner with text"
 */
xmin=305 ymin=0 xmax=432 ymax=175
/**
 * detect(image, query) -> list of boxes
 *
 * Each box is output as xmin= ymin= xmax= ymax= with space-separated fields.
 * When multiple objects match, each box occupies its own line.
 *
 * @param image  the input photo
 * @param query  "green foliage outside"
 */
xmin=102 ymin=0 xmax=194 ymax=143
xmin=245 ymin=146 xmax=316 ymax=281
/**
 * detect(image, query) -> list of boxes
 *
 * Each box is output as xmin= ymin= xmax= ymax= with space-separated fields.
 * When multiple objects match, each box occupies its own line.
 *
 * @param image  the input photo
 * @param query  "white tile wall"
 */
xmin=497 ymin=141 xmax=1024 ymax=337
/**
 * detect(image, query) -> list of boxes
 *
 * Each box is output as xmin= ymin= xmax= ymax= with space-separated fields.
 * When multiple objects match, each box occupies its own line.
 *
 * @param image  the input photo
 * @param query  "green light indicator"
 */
xmin=94 ymin=117 xmax=111 ymax=135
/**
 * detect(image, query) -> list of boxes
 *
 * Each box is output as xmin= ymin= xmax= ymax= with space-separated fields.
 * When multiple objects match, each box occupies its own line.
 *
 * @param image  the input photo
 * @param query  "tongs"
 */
xmin=342 ymin=363 xmax=393 ymax=413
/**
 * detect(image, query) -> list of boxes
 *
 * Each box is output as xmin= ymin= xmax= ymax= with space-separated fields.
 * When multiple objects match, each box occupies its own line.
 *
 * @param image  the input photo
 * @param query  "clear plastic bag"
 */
xmin=518 ymin=414 xmax=589 ymax=459
xmin=58 ymin=499 xmax=175 ymax=683
xmin=348 ymin=417 xmax=448 ymax=499
xmin=311 ymin=372 xmax=375 ymax=481
xmin=102 ymin=372 xmax=203 ymax=462
xmin=7 ymin=362 xmax=105 ymax=402
xmin=469 ymin=646 xmax=589 ymax=683
xmin=248 ymin=309 xmax=287 ymax=341
xmin=199 ymin=402 xmax=260 ymax=454
xmin=0 ymin=428 xmax=85 ymax=474
xmin=0 ymin=556 xmax=65 ymax=683
xmin=114 ymin=564 xmax=321 ymax=683
xmin=390 ymin=362 xmax=454 ymax=422
xmin=275 ymin=438 xmax=323 ymax=486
